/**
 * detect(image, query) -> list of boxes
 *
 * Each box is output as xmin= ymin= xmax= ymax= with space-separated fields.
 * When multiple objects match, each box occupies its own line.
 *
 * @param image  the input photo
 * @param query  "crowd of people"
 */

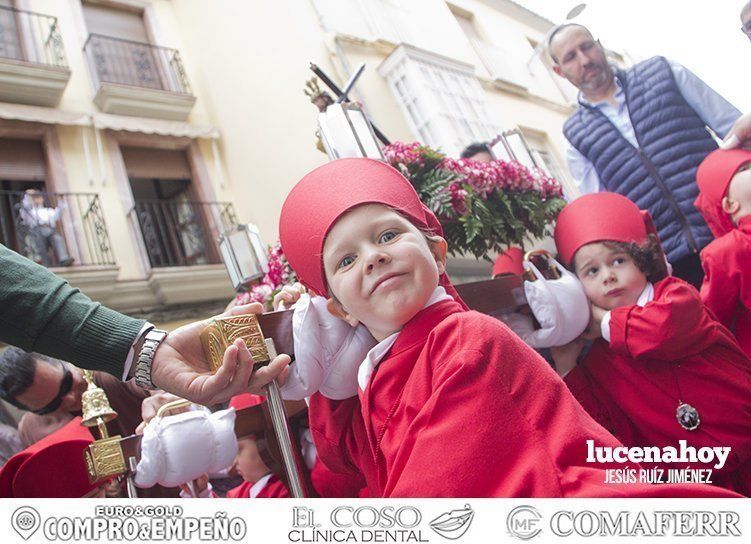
xmin=1 ymin=9 xmax=751 ymax=499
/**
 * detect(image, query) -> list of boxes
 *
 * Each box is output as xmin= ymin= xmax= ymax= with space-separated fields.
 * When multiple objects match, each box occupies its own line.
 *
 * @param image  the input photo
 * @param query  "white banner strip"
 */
xmin=1 ymin=498 xmax=749 ymax=543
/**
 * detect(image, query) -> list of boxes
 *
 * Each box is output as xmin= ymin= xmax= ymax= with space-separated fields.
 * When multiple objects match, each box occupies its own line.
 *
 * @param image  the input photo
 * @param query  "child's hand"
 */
xmin=550 ymin=337 xmax=585 ymax=377
xmin=273 ymin=283 xmax=307 ymax=310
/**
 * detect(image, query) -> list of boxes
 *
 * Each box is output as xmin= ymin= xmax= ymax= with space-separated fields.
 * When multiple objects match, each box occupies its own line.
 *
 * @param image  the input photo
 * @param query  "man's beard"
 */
xmin=579 ymin=63 xmax=612 ymax=92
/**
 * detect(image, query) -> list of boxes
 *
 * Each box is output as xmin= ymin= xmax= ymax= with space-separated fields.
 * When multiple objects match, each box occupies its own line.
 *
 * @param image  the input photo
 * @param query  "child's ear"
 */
xmin=722 ymin=196 xmax=740 ymax=216
xmin=429 ymin=237 xmax=448 ymax=275
xmin=326 ymin=298 xmax=360 ymax=328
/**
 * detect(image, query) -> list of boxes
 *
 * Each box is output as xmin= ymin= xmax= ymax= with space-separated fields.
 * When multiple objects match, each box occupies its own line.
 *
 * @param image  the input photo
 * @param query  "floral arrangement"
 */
xmin=232 ymin=243 xmax=297 ymax=311
xmin=383 ymin=141 xmax=565 ymax=260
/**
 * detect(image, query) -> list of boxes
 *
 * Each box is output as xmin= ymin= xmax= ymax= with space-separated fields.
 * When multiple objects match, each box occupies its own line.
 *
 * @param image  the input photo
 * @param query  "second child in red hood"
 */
xmin=695 ymin=149 xmax=751 ymax=356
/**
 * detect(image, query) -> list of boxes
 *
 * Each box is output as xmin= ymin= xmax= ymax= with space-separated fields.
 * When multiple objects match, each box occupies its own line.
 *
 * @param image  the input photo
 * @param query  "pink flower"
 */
xmin=232 ymin=242 xmax=297 ymax=311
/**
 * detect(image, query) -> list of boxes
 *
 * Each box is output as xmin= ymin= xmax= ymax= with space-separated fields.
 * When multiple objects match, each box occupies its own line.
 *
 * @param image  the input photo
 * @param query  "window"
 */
xmin=122 ymin=146 xmax=221 ymax=268
xmin=451 ymin=7 xmax=530 ymax=89
xmin=82 ymin=2 xmax=149 ymax=42
xmin=0 ymin=138 xmax=48 ymax=262
xmin=82 ymin=2 xmax=179 ymax=93
xmin=520 ymin=130 xmax=576 ymax=196
xmin=309 ymin=0 xmax=413 ymax=44
xmin=380 ymin=45 xmax=500 ymax=155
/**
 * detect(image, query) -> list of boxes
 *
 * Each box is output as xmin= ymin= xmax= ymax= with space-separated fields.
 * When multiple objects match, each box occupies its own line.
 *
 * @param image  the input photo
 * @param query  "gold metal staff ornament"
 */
xmin=200 ymin=314 xmax=270 ymax=373
xmin=80 ymin=370 xmax=127 ymax=486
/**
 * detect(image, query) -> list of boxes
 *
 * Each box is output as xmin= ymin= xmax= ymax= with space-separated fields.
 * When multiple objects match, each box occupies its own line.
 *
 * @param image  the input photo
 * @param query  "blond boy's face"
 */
xmin=574 ymin=242 xmax=647 ymax=311
xmin=322 ymin=204 xmax=447 ymax=341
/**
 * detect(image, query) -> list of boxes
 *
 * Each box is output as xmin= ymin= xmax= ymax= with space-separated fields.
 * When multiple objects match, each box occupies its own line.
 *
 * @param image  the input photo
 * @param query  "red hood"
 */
xmin=695 ymin=149 xmax=751 ymax=238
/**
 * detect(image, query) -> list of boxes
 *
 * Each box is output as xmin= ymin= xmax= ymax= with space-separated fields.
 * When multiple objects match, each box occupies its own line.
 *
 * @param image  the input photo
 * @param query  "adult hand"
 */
xmin=721 ymin=112 xmax=751 ymax=150
xmin=150 ymin=303 xmax=290 ymax=406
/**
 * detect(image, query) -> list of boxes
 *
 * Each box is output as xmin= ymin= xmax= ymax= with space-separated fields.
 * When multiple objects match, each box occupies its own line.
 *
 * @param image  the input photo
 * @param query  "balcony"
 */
xmin=84 ymin=34 xmax=196 ymax=121
xmin=130 ymin=199 xmax=237 ymax=268
xmin=129 ymin=200 xmax=238 ymax=305
xmin=0 ymin=6 xmax=70 ymax=106
xmin=0 ymin=190 xmax=115 ymax=268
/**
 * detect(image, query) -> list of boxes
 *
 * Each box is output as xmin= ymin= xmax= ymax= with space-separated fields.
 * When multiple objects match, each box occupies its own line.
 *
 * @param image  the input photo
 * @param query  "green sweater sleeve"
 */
xmin=0 ymin=244 xmax=145 ymax=377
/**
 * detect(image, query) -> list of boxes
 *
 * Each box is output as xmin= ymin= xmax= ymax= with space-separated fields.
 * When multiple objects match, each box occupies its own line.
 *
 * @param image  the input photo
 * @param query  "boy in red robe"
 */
xmin=552 ymin=192 xmax=751 ymax=495
xmin=277 ymin=158 xmax=738 ymax=498
xmin=695 ymin=148 xmax=751 ymax=356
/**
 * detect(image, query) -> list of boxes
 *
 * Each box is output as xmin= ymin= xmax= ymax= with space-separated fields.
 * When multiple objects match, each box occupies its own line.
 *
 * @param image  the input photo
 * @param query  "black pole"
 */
xmin=309 ymin=62 xmax=391 ymax=146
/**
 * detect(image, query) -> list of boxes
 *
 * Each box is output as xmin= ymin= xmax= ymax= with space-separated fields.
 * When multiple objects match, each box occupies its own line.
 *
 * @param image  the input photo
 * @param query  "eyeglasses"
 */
xmin=32 ymin=362 xmax=73 ymax=415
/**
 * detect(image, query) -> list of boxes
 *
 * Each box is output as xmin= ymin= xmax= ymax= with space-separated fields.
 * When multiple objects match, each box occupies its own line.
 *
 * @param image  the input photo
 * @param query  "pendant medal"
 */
xmin=676 ymin=402 xmax=700 ymax=431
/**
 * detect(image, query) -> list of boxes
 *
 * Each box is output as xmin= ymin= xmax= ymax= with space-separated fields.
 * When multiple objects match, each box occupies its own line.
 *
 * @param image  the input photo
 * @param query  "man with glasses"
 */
xmin=0 ymin=347 xmax=148 ymax=444
xmin=549 ymin=24 xmax=740 ymax=289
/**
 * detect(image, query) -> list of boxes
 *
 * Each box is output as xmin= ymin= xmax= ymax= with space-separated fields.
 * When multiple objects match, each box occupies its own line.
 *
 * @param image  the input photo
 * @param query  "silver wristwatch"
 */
xmin=134 ymin=328 xmax=168 ymax=390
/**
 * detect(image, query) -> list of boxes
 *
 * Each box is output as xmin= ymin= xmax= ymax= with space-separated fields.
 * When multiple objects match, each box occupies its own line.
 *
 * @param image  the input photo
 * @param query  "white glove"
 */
xmin=280 ymin=293 xmax=376 ymax=400
xmin=135 ymin=408 xmax=238 ymax=488
xmin=519 ymin=258 xmax=590 ymax=348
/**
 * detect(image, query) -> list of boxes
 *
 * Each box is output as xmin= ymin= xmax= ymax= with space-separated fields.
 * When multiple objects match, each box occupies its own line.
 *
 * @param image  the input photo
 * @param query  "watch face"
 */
xmin=146 ymin=329 xmax=168 ymax=341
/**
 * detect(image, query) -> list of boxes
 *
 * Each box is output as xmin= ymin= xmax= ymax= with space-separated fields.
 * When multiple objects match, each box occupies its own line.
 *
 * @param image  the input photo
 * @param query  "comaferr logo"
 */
xmin=507 ymin=506 xmax=543 ymax=540
xmin=505 ymin=507 xmax=742 ymax=539
xmin=550 ymin=510 xmax=741 ymax=537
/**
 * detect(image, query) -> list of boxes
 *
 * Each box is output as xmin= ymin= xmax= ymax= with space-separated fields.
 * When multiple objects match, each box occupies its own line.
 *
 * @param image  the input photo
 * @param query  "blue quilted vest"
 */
xmin=563 ymin=56 xmax=716 ymax=263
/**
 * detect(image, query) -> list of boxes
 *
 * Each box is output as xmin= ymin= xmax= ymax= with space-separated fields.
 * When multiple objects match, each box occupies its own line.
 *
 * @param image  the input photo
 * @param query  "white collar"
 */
xmin=636 ymin=282 xmax=654 ymax=307
xmin=249 ymin=473 xmax=274 ymax=498
xmin=356 ymin=286 xmax=452 ymax=391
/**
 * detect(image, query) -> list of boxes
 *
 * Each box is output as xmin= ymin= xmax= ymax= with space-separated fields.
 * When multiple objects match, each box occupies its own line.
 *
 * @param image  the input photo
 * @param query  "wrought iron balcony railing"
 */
xmin=0 ymin=5 xmax=67 ymax=67
xmin=0 ymin=190 xmax=115 ymax=267
xmin=130 ymin=200 xmax=238 ymax=268
xmin=83 ymin=33 xmax=192 ymax=94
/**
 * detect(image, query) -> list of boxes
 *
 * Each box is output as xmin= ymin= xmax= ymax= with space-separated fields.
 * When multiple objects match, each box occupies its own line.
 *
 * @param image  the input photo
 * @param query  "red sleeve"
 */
xmin=307 ymin=393 xmax=366 ymax=477
xmin=700 ymin=249 xmax=741 ymax=329
xmin=608 ymin=280 xmax=717 ymax=361
xmin=310 ymin=459 xmax=365 ymax=498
